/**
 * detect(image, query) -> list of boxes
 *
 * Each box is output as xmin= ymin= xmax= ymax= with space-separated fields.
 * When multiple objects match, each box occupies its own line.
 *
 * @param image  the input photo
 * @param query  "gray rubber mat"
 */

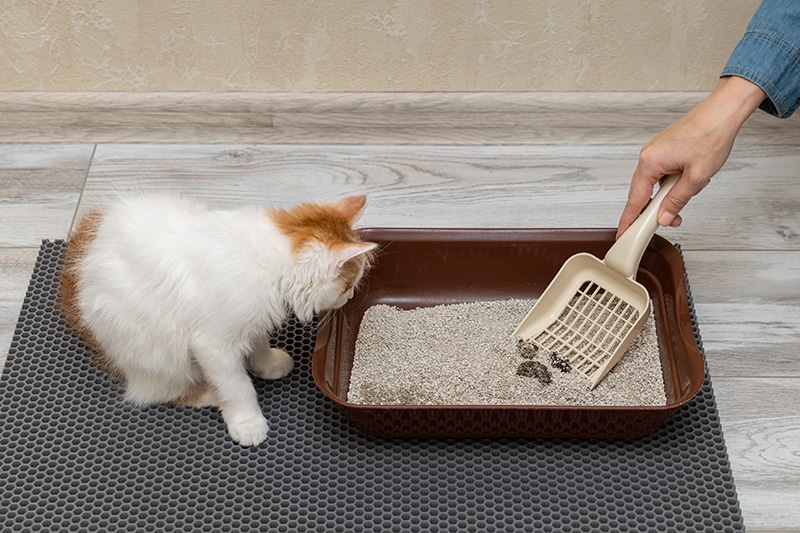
xmin=1 ymin=240 xmax=744 ymax=532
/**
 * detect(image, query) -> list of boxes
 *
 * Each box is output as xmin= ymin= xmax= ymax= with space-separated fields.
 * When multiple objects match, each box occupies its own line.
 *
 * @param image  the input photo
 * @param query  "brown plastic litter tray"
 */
xmin=312 ymin=228 xmax=705 ymax=438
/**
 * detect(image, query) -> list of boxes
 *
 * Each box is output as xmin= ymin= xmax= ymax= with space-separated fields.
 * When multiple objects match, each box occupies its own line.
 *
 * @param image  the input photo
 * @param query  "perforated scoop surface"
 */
xmin=534 ymin=281 xmax=641 ymax=380
xmin=0 ymin=241 xmax=744 ymax=532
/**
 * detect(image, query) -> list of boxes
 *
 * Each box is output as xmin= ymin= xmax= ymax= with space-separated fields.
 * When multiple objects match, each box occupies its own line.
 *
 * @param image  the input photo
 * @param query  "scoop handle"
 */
xmin=604 ymin=174 xmax=680 ymax=279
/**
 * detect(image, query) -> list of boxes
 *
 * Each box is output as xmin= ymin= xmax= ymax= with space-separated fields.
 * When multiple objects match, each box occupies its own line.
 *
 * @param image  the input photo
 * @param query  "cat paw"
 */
xmin=227 ymin=416 xmax=269 ymax=447
xmin=249 ymin=348 xmax=294 ymax=380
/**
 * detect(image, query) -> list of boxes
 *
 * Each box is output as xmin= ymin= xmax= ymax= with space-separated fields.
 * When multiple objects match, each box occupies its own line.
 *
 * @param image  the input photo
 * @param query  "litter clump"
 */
xmin=517 ymin=338 xmax=538 ymax=359
xmin=548 ymin=351 xmax=572 ymax=373
xmin=516 ymin=361 xmax=552 ymax=384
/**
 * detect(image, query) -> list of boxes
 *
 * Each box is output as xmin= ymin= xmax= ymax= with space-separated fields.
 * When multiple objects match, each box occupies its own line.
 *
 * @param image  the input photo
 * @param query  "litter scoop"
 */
xmin=513 ymin=174 xmax=679 ymax=389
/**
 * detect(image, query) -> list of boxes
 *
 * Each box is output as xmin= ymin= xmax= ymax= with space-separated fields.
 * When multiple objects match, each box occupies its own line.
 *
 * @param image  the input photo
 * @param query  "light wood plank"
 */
xmin=684 ymin=251 xmax=800 ymax=377
xmin=718 ymin=415 xmax=800 ymax=531
xmin=77 ymin=144 xmax=645 ymax=225
xmin=0 ymin=144 xmax=94 ymax=169
xmin=714 ymin=378 xmax=800 ymax=530
xmin=0 ymin=248 xmax=39 ymax=375
xmin=2 ymin=91 xmax=797 ymax=145
xmin=0 ymin=145 xmax=94 ymax=246
xmin=735 ymin=486 xmax=800 ymax=533
xmin=715 ymin=377 xmax=800 ymax=419
xmin=78 ymin=144 xmax=800 ymax=251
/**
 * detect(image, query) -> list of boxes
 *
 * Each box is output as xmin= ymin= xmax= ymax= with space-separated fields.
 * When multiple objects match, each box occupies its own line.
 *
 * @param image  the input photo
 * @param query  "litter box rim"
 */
xmin=312 ymin=227 xmax=706 ymax=439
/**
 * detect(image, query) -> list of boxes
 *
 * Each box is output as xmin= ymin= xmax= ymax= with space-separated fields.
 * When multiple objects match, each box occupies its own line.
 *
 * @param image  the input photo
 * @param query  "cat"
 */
xmin=59 ymin=194 xmax=377 ymax=447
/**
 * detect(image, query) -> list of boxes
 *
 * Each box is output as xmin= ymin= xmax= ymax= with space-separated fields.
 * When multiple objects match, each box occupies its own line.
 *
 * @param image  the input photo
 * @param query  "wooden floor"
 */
xmin=1 ymin=92 xmax=798 ymax=531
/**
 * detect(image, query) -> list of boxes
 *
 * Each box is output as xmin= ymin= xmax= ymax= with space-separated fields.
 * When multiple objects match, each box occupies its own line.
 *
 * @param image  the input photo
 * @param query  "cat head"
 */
xmin=270 ymin=195 xmax=378 ymax=321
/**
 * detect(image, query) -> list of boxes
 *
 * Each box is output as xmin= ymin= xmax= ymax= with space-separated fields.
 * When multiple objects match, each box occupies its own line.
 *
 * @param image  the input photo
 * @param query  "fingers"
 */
xmin=657 ymin=180 xmax=691 ymax=227
xmin=616 ymin=159 xmax=668 ymax=239
xmin=617 ymin=168 xmax=711 ymax=239
xmin=659 ymin=166 xmax=716 ymax=227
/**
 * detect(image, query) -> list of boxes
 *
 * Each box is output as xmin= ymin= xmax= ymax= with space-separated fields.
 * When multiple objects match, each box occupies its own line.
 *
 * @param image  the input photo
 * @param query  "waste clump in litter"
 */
xmin=548 ymin=351 xmax=572 ymax=373
xmin=516 ymin=360 xmax=552 ymax=385
xmin=517 ymin=338 xmax=538 ymax=359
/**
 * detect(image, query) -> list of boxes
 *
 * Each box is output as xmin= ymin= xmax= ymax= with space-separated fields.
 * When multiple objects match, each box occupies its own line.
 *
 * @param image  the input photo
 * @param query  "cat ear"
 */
xmin=330 ymin=195 xmax=367 ymax=224
xmin=327 ymin=241 xmax=378 ymax=273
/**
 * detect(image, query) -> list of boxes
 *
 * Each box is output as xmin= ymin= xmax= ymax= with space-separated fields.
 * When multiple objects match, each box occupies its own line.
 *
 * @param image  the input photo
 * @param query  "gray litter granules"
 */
xmin=348 ymin=299 xmax=666 ymax=406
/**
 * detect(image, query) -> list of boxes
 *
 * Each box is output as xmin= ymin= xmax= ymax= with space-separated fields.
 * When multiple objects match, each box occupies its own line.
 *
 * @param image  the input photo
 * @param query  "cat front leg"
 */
xmin=247 ymin=335 xmax=294 ymax=380
xmin=191 ymin=340 xmax=269 ymax=447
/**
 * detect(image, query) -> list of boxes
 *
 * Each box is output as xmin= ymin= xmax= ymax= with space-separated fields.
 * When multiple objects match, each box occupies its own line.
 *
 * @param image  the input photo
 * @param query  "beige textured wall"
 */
xmin=0 ymin=0 xmax=760 ymax=92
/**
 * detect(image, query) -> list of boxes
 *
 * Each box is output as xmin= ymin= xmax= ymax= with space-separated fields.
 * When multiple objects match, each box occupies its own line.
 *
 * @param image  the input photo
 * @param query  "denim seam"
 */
xmin=721 ymin=66 xmax=784 ymax=116
xmin=743 ymin=31 xmax=800 ymax=69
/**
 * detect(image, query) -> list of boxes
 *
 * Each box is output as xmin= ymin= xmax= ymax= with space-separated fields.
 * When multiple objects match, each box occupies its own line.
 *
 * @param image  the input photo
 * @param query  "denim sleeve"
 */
xmin=721 ymin=0 xmax=800 ymax=118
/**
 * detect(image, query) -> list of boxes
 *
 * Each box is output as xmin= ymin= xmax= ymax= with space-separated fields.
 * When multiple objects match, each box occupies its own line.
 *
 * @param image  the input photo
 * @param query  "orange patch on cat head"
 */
xmin=269 ymin=195 xmax=369 ymax=255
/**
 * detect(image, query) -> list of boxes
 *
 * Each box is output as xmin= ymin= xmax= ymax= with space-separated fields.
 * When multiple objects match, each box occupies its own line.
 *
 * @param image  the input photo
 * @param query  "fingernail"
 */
xmin=658 ymin=211 xmax=675 ymax=227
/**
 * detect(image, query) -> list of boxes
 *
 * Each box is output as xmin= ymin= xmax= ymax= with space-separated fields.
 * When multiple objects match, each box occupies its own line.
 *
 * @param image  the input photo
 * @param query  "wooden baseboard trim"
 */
xmin=0 ymin=91 xmax=791 ymax=144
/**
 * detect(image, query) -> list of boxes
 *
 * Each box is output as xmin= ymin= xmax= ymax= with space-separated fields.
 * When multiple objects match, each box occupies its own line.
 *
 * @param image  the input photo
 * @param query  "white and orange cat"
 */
xmin=60 ymin=194 xmax=376 ymax=447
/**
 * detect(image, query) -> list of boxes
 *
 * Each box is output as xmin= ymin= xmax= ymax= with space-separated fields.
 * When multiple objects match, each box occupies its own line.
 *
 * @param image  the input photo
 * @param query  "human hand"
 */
xmin=616 ymin=76 xmax=767 ymax=239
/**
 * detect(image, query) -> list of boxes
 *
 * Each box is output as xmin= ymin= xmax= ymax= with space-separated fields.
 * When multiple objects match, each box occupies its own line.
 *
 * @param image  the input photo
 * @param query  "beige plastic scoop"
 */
xmin=514 ymin=174 xmax=679 ymax=389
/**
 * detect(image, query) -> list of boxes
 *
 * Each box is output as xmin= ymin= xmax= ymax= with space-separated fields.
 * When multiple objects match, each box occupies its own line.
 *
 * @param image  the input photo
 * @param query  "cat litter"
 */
xmin=347 ymin=299 xmax=666 ymax=407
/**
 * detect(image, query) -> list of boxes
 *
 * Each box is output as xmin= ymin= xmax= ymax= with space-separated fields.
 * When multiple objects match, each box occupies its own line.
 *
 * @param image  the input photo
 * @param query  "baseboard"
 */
xmin=0 ymin=91 xmax=790 ymax=145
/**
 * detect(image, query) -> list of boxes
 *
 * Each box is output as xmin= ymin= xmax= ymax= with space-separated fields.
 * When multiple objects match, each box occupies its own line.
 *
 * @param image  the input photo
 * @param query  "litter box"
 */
xmin=312 ymin=228 xmax=705 ymax=438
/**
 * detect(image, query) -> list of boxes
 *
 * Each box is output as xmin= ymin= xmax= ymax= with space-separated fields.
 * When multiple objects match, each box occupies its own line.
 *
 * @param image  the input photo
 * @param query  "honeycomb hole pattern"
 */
xmin=0 ymin=240 xmax=744 ymax=532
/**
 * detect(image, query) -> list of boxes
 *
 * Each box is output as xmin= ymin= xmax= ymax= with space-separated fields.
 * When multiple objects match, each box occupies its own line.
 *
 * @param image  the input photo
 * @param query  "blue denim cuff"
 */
xmin=722 ymin=31 xmax=800 ymax=119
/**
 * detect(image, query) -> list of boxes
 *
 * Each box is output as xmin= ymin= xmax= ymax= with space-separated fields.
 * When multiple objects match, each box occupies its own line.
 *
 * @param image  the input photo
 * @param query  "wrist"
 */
xmin=712 ymin=75 xmax=768 ymax=125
